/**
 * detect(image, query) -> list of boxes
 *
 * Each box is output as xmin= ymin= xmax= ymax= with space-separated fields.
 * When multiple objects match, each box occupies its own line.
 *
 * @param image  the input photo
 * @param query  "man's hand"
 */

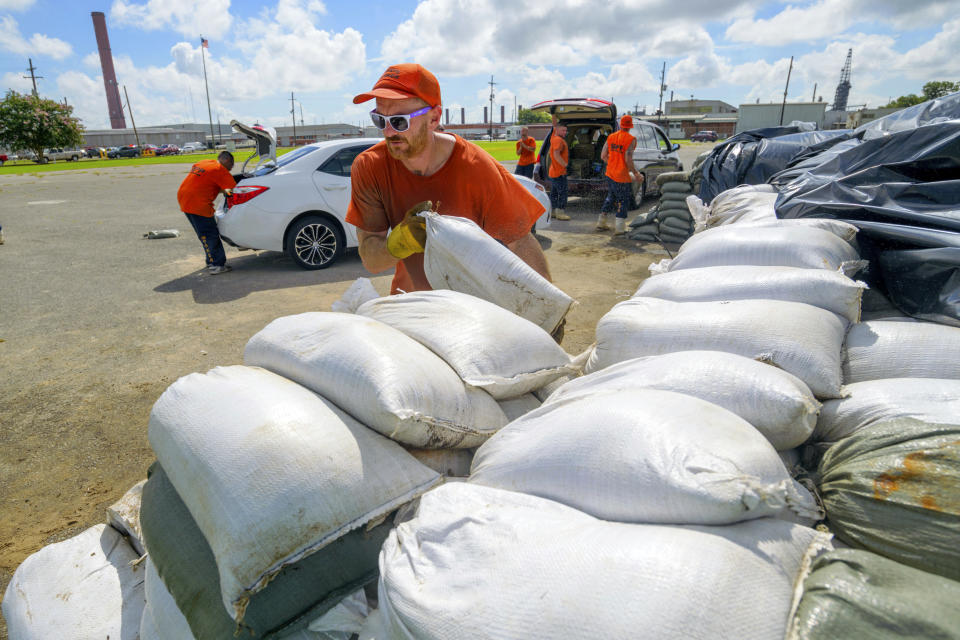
xmin=385 ymin=200 xmax=432 ymax=259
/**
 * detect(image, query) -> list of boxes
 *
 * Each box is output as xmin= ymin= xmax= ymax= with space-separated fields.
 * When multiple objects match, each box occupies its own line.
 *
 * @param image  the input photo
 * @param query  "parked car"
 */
xmin=181 ymin=142 xmax=206 ymax=153
xmin=691 ymin=130 xmax=719 ymax=142
xmin=32 ymin=148 xmax=82 ymax=163
xmin=105 ymin=147 xmax=121 ymax=159
xmin=156 ymin=144 xmax=180 ymax=156
xmin=141 ymin=144 xmax=160 ymax=156
xmin=530 ymin=98 xmax=683 ymax=203
xmin=215 ymin=136 xmax=551 ymax=270
xmin=115 ymin=145 xmax=141 ymax=158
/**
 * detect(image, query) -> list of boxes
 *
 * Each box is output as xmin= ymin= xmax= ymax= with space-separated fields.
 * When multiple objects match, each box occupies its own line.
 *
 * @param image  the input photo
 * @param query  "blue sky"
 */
xmin=2 ymin=0 xmax=958 ymax=131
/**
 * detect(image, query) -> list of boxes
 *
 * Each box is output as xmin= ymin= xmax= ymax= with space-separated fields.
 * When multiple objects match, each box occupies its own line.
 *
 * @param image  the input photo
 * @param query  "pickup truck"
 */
xmin=33 ymin=148 xmax=82 ymax=163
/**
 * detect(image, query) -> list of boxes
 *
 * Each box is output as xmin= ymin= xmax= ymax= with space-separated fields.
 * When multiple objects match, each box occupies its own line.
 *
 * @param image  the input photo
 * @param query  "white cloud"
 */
xmin=110 ymin=0 xmax=233 ymax=39
xmin=0 ymin=0 xmax=34 ymax=9
xmin=0 ymin=14 xmax=73 ymax=59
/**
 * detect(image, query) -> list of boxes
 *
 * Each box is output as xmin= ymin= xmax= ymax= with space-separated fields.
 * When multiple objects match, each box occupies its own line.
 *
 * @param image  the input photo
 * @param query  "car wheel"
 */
xmin=70 ymin=155 xmax=78 ymax=161
xmin=631 ymin=175 xmax=646 ymax=208
xmin=286 ymin=215 xmax=344 ymax=270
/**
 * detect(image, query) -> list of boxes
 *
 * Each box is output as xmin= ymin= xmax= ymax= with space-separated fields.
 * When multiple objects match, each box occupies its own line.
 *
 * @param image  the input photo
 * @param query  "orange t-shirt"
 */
xmin=346 ymin=135 xmax=546 ymax=294
xmin=177 ymin=159 xmax=236 ymax=216
xmin=516 ymin=136 xmax=536 ymax=166
xmin=548 ymin=133 xmax=568 ymax=178
xmin=605 ymin=130 xmax=635 ymax=183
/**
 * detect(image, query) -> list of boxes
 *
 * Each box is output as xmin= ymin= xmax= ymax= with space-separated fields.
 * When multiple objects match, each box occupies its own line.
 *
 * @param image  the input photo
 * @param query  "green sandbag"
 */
xmin=659 ymin=199 xmax=690 ymax=211
xmin=818 ymin=418 xmax=960 ymax=582
xmin=630 ymin=222 xmax=658 ymax=234
xmin=140 ymin=463 xmax=391 ymax=639
xmin=659 ymin=182 xmax=692 ymax=194
xmin=660 ymin=217 xmax=692 ymax=233
xmin=654 ymin=171 xmax=690 ymax=186
xmin=658 ymin=231 xmax=689 ymax=244
xmin=659 ymin=196 xmax=691 ymax=207
xmin=629 ymin=231 xmax=659 ymax=243
xmin=658 ymin=207 xmax=691 ymax=221
xmin=629 ymin=210 xmax=658 ymax=228
xmin=789 ymin=548 xmax=960 ymax=639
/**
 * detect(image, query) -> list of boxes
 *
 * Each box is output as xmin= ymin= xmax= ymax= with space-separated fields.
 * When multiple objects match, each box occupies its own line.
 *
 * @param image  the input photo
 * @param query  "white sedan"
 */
xmin=215 ymin=138 xmax=551 ymax=270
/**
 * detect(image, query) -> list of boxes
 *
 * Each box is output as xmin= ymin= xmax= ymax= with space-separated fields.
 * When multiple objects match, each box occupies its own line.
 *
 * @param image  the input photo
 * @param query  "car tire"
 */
xmin=286 ymin=215 xmax=344 ymax=270
xmin=70 ymin=155 xmax=78 ymax=161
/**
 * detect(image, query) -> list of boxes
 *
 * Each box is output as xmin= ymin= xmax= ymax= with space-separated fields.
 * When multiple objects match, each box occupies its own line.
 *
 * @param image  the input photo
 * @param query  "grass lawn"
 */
xmin=471 ymin=140 xmax=540 ymax=162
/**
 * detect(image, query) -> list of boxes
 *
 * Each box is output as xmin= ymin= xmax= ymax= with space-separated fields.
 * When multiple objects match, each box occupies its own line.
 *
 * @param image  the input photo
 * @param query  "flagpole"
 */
xmin=200 ymin=35 xmax=215 ymax=149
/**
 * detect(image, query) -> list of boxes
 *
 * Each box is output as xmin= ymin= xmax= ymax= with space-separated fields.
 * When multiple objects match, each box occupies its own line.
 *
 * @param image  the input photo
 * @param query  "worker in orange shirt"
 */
xmin=514 ymin=126 xmax=536 ymax=179
xmin=177 ymin=151 xmax=236 ymax=274
xmin=548 ymin=124 xmax=569 ymax=220
xmin=598 ymin=115 xmax=641 ymax=235
xmin=345 ymin=63 xmax=551 ymax=297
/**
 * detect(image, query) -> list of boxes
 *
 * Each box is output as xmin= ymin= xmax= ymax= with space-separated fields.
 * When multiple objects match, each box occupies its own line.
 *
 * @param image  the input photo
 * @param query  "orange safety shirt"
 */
xmin=346 ymin=135 xmax=545 ymax=294
xmin=177 ymin=159 xmax=236 ymax=216
xmin=516 ymin=136 xmax=536 ymax=166
xmin=548 ymin=133 xmax=568 ymax=178
xmin=605 ymin=130 xmax=635 ymax=183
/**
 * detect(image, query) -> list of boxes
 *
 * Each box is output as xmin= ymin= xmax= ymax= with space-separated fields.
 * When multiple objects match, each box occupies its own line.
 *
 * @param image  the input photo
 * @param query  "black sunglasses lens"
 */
xmin=388 ymin=116 xmax=409 ymax=132
xmin=371 ymin=113 xmax=386 ymax=129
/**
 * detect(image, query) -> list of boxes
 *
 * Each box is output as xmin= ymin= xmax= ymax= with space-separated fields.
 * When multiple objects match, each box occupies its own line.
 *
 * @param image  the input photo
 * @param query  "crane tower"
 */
xmin=832 ymin=49 xmax=852 ymax=112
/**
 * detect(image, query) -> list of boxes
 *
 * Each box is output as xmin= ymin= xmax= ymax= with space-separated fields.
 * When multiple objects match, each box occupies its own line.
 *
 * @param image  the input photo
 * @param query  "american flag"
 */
xmin=201 ymin=37 xmax=209 ymax=49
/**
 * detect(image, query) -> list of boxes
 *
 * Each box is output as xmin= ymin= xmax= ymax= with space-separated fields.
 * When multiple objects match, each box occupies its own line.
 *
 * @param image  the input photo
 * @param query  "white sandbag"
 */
xmin=422 ymin=212 xmax=574 ymax=334
xmin=544 ymin=351 xmax=820 ymax=450
xmin=843 ymin=320 xmax=960 ymax=383
xmin=696 ymin=185 xmax=779 ymax=231
xmin=651 ymin=225 xmax=864 ymax=276
xmin=734 ymin=218 xmax=859 ymax=244
xmin=403 ymin=448 xmax=475 ymax=477
xmin=356 ymin=290 xmax=574 ymax=399
xmin=593 ymin=295 xmax=847 ymax=387
xmin=532 ymin=374 xmax=576 ymax=402
xmin=587 ymin=297 xmax=848 ymax=398
xmin=3 ymin=524 xmax=145 ymax=640
xmin=815 ymin=378 xmax=960 ymax=444
xmin=471 ymin=390 xmax=819 ymax=524
xmin=245 ymin=312 xmax=507 ymax=448
xmin=496 ymin=393 xmax=542 ymax=421
xmin=106 ymin=479 xmax=146 ymax=556
xmin=635 ymin=265 xmax=866 ymax=323
xmin=330 ymin=278 xmax=380 ymax=313
xmin=141 ymin=557 xmax=194 ymax=640
xmin=374 ymin=482 xmax=832 ymax=640
xmin=148 ymin=365 xmax=442 ymax=621
xmin=305 ymin=588 xmax=370 ymax=640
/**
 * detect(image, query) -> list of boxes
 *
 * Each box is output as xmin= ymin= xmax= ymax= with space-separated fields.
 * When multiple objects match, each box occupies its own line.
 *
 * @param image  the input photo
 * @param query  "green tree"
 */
xmin=517 ymin=108 xmax=551 ymax=124
xmin=922 ymin=81 xmax=960 ymax=100
xmin=881 ymin=94 xmax=924 ymax=109
xmin=0 ymin=90 xmax=84 ymax=162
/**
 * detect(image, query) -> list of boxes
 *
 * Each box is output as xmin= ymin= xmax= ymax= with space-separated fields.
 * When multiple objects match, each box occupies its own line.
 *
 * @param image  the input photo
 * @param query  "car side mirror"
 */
xmin=671 ymin=143 xmax=681 ymax=151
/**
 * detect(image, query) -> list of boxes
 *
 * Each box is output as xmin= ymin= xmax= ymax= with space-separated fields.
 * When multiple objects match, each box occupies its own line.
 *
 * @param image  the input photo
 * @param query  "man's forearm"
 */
xmin=357 ymin=230 xmax=399 ymax=274
xmin=507 ymin=232 xmax=552 ymax=281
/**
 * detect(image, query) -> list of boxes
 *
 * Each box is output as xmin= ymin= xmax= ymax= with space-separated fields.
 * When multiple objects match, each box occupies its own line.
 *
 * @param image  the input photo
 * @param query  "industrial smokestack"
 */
xmin=91 ymin=11 xmax=126 ymax=129
xmin=500 ymin=105 xmax=504 ymax=123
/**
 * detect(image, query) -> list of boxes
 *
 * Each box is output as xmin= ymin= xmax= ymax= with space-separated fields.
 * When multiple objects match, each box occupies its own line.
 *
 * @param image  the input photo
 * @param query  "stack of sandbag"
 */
xmin=626 ymin=207 xmax=659 ymax=243
xmin=655 ymin=171 xmax=695 ymax=244
xmin=140 ymin=365 xmax=443 ymax=639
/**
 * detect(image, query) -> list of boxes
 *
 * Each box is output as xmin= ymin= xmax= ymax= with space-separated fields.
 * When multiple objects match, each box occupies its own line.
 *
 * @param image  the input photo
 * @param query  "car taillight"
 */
xmin=226 ymin=185 xmax=269 ymax=207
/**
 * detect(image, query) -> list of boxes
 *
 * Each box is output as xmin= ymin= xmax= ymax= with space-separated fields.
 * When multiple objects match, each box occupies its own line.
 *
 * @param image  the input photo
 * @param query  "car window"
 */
xmin=634 ymin=126 xmax=657 ymax=150
xmin=318 ymin=145 xmax=373 ymax=177
xmin=655 ymin=130 xmax=671 ymax=152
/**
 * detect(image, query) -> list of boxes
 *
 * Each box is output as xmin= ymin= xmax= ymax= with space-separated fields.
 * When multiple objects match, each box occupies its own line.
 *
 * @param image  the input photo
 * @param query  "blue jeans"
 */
xmin=601 ymin=177 xmax=633 ymax=218
xmin=184 ymin=212 xmax=227 ymax=267
xmin=514 ymin=163 xmax=534 ymax=179
xmin=549 ymin=175 xmax=568 ymax=209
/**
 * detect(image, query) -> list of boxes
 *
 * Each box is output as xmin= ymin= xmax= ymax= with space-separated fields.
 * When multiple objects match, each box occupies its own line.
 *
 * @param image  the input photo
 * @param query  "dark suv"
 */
xmin=691 ymin=130 xmax=719 ymax=142
xmin=531 ymin=98 xmax=682 ymax=204
xmin=116 ymin=145 xmax=141 ymax=158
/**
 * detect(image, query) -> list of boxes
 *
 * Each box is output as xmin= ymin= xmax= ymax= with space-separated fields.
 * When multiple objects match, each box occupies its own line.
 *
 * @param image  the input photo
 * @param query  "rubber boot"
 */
xmin=614 ymin=218 xmax=627 ymax=235
xmin=595 ymin=213 xmax=610 ymax=231
xmin=553 ymin=208 xmax=570 ymax=221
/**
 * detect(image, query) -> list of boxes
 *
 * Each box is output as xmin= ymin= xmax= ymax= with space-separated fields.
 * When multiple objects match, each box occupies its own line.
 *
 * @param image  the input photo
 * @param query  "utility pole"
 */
xmin=299 ymin=102 xmax=304 ymax=127
xmin=290 ymin=92 xmax=297 ymax=146
xmin=200 ymin=36 xmax=215 ymax=148
xmin=811 ymin=82 xmax=817 ymax=103
xmin=779 ymin=55 xmax=794 ymax=126
xmin=23 ymin=58 xmax=43 ymax=97
xmin=123 ymin=85 xmax=140 ymax=148
xmin=488 ymin=75 xmax=496 ymax=140
xmin=657 ymin=61 xmax=666 ymax=119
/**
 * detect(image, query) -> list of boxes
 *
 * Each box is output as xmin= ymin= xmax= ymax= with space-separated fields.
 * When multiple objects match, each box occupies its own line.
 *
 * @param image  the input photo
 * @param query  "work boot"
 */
xmin=206 ymin=264 xmax=233 ymax=274
xmin=595 ymin=213 xmax=610 ymax=231
xmin=553 ymin=208 xmax=570 ymax=221
xmin=614 ymin=218 xmax=627 ymax=235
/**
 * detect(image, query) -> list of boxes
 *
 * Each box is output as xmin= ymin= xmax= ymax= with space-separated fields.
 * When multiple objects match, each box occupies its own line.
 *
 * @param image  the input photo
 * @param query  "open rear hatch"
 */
xmin=230 ymin=120 xmax=278 ymax=178
xmin=530 ymin=98 xmax=617 ymax=122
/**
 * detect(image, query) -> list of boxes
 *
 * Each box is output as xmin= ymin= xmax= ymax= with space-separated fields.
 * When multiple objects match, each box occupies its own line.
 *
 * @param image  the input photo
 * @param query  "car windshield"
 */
xmin=249 ymin=145 xmax=318 ymax=177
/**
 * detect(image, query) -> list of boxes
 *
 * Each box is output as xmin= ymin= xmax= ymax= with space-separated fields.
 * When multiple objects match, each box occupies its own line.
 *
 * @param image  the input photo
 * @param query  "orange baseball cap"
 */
xmin=353 ymin=64 xmax=441 ymax=107
xmin=620 ymin=115 xmax=633 ymax=128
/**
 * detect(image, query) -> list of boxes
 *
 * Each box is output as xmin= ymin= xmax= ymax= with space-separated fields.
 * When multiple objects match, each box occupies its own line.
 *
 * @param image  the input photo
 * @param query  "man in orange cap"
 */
xmin=346 ymin=63 xmax=551 ymax=296
xmin=598 ymin=114 xmax=641 ymax=235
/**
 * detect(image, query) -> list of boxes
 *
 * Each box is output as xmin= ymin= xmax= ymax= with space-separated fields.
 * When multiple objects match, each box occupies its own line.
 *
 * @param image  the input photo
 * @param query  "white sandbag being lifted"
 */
xmin=356 ymin=290 xmax=575 ymax=399
xmin=843 ymin=320 xmax=960 ymax=383
xmin=587 ymin=297 xmax=848 ymax=398
xmin=421 ymin=212 xmax=574 ymax=334
xmin=374 ymin=482 xmax=832 ymax=640
xmin=650 ymin=225 xmax=865 ymax=276
xmin=815 ymin=378 xmax=960 ymax=445
xmin=148 ymin=365 xmax=442 ymax=622
xmin=544 ymin=351 xmax=820 ymax=450
xmin=245 ymin=312 xmax=507 ymax=448
xmin=635 ymin=265 xmax=866 ymax=323
xmin=3 ymin=524 xmax=146 ymax=640
xmin=470 ymin=390 xmax=820 ymax=524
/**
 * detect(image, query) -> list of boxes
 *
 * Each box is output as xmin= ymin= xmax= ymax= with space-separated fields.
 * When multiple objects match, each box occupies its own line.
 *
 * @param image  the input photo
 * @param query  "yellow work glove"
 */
xmin=386 ymin=201 xmax=432 ymax=259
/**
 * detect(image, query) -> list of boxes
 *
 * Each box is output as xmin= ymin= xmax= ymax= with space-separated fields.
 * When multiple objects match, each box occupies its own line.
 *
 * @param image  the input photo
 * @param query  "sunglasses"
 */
xmin=369 ymin=106 xmax=432 ymax=132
